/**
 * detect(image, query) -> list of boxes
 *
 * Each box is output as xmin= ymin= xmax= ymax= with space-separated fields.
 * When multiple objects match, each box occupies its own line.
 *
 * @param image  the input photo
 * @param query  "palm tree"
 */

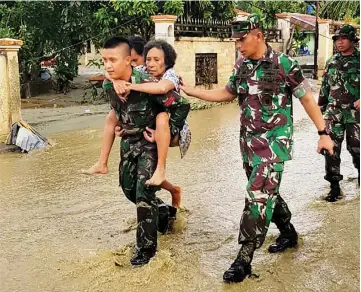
xmin=320 ymin=0 xmax=360 ymax=21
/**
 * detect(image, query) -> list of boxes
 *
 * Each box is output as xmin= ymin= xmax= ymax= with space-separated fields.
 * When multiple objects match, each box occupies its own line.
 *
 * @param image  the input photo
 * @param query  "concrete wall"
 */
xmin=174 ymin=37 xmax=236 ymax=89
xmin=268 ymin=42 xmax=284 ymax=53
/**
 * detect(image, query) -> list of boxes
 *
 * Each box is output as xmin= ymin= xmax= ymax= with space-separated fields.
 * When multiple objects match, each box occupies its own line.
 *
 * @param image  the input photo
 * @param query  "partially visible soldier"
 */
xmin=180 ymin=14 xmax=334 ymax=283
xmin=318 ymin=24 xmax=360 ymax=202
xmin=101 ymin=36 xmax=177 ymax=266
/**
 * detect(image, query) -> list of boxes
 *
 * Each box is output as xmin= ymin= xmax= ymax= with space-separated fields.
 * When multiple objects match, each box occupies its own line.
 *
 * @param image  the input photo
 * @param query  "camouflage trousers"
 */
xmin=119 ymin=137 xmax=174 ymax=252
xmin=325 ymin=120 xmax=360 ymax=182
xmin=237 ymin=162 xmax=293 ymax=263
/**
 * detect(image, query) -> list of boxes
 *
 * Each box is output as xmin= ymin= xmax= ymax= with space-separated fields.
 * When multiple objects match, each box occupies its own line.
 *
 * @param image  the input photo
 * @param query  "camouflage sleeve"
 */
xmin=318 ymin=61 xmax=330 ymax=112
xmin=286 ymin=59 xmax=310 ymax=99
xmin=134 ymin=65 xmax=148 ymax=73
xmin=225 ymin=66 xmax=238 ymax=95
xmin=103 ymin=79 xmax=112 ymax=90
xmin=102 ymin=79 xmax=113 ymax=108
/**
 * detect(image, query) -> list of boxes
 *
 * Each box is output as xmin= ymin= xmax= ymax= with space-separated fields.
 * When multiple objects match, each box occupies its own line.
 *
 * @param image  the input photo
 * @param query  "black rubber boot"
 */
xmin=268 ymin=223 xmax=298 ymax=253
xmin=223 ymin=242 xmax=256 ymax=283
xmin=130 ymin=248 xmax=156 ymax=267
xmin=223 ymin=258 xmax=252 ymax=283
xmin=325 ymin=181 xmax=341 ymax=202
xmin=158 ymin=205 xmax=177 ymax=234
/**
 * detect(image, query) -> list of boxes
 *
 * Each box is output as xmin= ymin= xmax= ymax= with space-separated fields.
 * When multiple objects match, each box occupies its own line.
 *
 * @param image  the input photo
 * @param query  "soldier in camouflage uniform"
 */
xmin=318 ymin=24 xmax=360 ymax=202
xmin=101 ymin=37 xmax=177 ymax=266
xmin=181 ymin=14 xmax=334 ymax=283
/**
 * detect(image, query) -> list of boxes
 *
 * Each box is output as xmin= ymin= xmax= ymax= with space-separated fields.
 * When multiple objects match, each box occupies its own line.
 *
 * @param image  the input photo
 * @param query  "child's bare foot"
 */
xmin=171 ymin=186 xmax=182 ymax=208
xmin=146 ymin=168 xmax=165 ymax=186
xmin=81 ymin=162 xmax=108 ymax=175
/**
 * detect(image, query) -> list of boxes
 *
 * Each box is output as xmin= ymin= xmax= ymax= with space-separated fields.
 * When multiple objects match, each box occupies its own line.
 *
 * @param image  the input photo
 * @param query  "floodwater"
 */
xmin=0 ymin=101 xmax=359 ymax=292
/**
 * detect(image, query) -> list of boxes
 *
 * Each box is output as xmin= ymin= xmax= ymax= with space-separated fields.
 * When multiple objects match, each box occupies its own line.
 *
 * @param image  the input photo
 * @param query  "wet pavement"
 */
xmin=0 ymin=99 xmax=359 ymax=292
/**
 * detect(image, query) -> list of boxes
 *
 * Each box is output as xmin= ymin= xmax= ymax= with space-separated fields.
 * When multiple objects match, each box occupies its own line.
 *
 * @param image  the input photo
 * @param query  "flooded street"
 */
xmin=0 ymin=101 xmax=359 ymax=292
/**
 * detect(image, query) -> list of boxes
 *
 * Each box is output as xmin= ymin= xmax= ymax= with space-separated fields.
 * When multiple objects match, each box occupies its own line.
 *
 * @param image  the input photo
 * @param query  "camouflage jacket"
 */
xmin=104 ymin=69 xmax=163 ymax=143
xmin=103 ymin=69 xmax=189 ymax=142
xmin=226 ymin=45 xmax=309 ymax=166
xmin=318 ymin=48 xmax=360 ymax=123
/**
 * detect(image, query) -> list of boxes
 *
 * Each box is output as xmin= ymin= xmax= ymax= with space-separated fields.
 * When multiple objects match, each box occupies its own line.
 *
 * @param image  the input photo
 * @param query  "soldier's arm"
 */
xmin=180 ymin=86 xmax=235 ymax=102
xmin=286 ymin=60 xmax=334 ymax=155
xmin=318 ymin=62 xmax=330 ymax=112
xmin=179 ymin=68 xmax=236 ymax=102
xmin=285 ymin=59 xmax=324 ymax=130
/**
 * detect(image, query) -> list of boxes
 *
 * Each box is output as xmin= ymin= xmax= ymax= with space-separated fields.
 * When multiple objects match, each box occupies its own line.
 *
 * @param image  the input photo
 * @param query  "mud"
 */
xmin=0 ymin=96 xmax=359 ymax=291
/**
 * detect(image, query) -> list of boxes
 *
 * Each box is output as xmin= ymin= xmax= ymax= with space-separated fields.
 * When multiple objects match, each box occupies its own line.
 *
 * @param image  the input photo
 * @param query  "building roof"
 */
xmin=234 ymin=9 xmax=251 ymax=16
xmin=289 ymin=13 xmax=316 ymax=31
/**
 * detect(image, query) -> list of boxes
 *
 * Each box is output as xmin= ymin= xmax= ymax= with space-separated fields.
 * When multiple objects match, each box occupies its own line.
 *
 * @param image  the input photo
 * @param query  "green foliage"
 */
xmin=183 ymin=1 xmax=236 ymax=21
xmin=0 ymin=0 xmax=237 ymax=97
xmin=0 ymin=1 xmax=96 ymax=93
xmin=320 ymin=0 xmax=360 ymax=21
xmin=236 ymin=1 xmax=307 ymax=28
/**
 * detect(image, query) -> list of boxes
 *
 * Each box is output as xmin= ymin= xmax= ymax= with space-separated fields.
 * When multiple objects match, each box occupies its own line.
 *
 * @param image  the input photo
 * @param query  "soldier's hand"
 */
xmin=354 ymin=100 xmax=360 ymax=111
xmin=317 ymin=135 xmax=334 ymax=156
xmin=143 ymin=127 xmax=155 ymax=143
xmin=179 ymin=80 xmax=190 ymax=95
xmin=115 ymin=126 xmax=125 ymax=137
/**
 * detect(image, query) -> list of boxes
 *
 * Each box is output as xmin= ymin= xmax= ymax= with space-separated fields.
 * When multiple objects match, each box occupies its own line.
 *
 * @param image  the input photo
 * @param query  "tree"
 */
xmin=319 ymin=0 xmax=360 ymax=22
xmin=92 ymin=0 xmax=184 ymax=47
xmin=0 ymin=0 xmax=238 ymax=95
xmin=236 ymin=1 xmax=307 ymax=28
xmin=0 ymin=1 xmax=97 ymax=93
xmin=182 ymin=1 xmax=236 ymax=21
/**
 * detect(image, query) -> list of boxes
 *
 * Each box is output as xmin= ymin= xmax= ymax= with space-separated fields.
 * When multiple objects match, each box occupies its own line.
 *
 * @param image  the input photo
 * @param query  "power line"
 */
xmin=25 ymin=14 xmax=145 ymax=65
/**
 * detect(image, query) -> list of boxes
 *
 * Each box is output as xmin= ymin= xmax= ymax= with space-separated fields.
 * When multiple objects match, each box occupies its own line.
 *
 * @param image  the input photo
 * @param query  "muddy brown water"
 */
xmin=0 ymin=101 xmax=359 ymax=292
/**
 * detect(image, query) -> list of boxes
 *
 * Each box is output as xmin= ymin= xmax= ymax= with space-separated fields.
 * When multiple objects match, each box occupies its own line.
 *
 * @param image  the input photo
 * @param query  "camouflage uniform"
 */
xmin=134 ymin=66 xmax=191 ymax=158
xmin=318 ymin=25 xmax=360 ymax=185
xmin=103 ymin=69 xmax=177 ymax=253
xmin=225 ymin=15 xmax=308 ymax=264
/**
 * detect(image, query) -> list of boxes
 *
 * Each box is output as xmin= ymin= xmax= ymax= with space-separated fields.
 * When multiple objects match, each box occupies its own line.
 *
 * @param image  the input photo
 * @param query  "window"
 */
xmin=195 ymin=53 xmax=218 ymax=87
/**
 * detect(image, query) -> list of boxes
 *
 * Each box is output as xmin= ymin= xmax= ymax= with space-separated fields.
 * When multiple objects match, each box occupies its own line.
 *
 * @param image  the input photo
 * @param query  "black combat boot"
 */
xmin=223 ymin=242 xmax=255 ymax=283
xmin=158 ymin=205 xmax=177 ymax=234
xmin=268 ymin=223 xmax=298 ymax=253
xmin=325 ymin=181 xmax=341 ymax=202
xmin=130 ymin=248 xmax=156 ymax=266
xmin=223 ymin=258 xmax=252 ymax=283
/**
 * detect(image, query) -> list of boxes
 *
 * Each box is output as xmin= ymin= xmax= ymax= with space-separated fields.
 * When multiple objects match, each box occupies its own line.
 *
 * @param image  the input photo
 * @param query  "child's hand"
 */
xmin=115 ymin=126 xmax=125 ymax=137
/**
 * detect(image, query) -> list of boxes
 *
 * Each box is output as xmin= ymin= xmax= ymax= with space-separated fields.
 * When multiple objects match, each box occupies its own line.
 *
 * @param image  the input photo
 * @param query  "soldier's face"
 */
xmin=146 ymin=48 xmax=166 ymax=78
xmin=101 ymin=46 xmax=131 ymax=80
xmin=131 ymin=49 xmax=144 ymax=67
xmin=236 ymin=30 xmax=262 ymax=58
xmin=335 ymin=36 xmax=353 ymax=53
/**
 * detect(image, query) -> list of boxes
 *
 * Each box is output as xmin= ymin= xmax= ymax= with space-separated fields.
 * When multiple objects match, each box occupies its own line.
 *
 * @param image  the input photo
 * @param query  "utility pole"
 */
xmin=313 ymin=0 xmax=319 ymax=80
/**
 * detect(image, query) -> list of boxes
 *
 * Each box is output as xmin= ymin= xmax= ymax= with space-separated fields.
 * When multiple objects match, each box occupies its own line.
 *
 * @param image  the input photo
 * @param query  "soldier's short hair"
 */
xmin=128 ymin=36 xmax=146 ymax=56
xmin=103 ymin=37 xmax=131 ymax=56
xmin=143 ymin=40 xmax=177 ymax=69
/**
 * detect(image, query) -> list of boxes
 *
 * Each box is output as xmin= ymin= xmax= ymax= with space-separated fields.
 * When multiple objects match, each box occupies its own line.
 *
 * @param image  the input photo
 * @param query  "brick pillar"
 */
xmin=276 ymin=13 xmax=292 ymax=52
xmin=151 ymin=15 xmax=177 ymax=46
xmin=0 ymin=38 xmax=23 ymax=136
